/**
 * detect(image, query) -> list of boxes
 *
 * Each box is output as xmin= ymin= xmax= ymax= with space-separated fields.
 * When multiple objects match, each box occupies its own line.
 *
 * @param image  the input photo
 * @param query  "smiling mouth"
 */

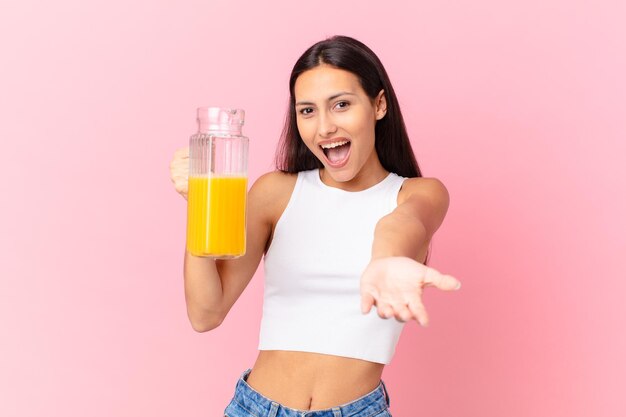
xmin=320 ymin=141 xmax=351 ymax=166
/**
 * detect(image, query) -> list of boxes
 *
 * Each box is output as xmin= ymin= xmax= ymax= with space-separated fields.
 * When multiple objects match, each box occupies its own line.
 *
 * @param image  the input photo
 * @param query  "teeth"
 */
xmin=321 ymin=140 xmax=349 ymax=149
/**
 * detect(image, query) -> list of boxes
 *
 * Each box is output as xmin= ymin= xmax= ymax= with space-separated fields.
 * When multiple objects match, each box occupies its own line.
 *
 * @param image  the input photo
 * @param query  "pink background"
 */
xmin=1 ymin=1 xmax=624 ymax=416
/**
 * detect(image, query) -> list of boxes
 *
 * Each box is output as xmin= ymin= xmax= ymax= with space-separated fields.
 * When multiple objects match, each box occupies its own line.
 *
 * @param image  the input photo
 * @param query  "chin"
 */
xmin=323 ymin=164 xmax=356 ymax=182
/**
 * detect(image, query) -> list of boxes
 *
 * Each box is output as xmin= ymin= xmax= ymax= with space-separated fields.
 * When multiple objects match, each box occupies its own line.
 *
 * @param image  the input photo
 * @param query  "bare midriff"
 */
xmin=245 ymin=350 xmax=385 ymax=411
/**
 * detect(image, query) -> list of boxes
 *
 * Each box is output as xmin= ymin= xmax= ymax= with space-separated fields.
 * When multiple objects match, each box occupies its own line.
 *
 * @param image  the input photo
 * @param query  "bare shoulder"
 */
xmin=397 ymin=177 xmax=450 ymax=240
xmin=250 ymin=170 xmax=298 ymax=201
xmin=398 ymin=177 xmax=449 ymax=206
xmin=249 ymin=170 xmax=299 ymax=226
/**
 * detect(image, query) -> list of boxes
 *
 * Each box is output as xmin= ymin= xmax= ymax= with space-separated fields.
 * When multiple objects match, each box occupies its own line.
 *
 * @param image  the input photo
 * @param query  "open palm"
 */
xmin=360 ymin=256 xmax=461 ymax=326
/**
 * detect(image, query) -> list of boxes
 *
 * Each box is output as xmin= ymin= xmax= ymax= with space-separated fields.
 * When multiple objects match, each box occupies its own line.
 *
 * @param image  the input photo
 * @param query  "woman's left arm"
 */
xmin=360 ymin=178 xmax=461 ymax=326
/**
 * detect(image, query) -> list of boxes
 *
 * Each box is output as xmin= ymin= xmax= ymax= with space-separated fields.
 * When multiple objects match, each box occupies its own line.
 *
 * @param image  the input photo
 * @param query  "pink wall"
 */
xmin=1 ymin=1 xmax=624 ymax=416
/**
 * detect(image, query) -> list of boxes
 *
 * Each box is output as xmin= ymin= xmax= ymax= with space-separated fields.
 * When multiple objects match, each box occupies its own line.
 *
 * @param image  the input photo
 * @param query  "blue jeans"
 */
xmin=224 ymin=368 xmax=393 ymax=417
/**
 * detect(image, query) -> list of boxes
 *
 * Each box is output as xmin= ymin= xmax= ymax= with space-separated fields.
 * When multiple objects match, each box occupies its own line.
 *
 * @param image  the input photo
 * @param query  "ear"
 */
xmin=375 ymin=89 xmax=387 ymax=120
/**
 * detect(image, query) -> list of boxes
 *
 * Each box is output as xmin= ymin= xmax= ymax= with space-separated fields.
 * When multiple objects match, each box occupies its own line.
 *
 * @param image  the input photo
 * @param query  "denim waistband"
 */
xmin=226 ymin=368 xmax=391 ymax=417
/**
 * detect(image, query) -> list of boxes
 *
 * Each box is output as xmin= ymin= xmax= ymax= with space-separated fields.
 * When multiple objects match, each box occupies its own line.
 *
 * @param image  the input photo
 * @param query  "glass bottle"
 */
xmin=186 ymin=107 xmax=249 ymax=258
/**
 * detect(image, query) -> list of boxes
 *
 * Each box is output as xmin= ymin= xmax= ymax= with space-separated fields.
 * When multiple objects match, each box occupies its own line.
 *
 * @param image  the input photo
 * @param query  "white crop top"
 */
xmin=258 ymin=168 xmax=409 ymax=364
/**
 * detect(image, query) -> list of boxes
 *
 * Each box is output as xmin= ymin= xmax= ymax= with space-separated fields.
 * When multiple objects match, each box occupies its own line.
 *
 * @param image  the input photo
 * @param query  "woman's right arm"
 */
xmin=170 ymin=146 xmax=274 ymax=332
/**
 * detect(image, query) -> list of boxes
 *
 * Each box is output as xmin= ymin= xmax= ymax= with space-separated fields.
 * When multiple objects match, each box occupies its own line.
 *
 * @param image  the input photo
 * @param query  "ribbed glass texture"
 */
xmin=186 ymin=107 xmax=249 ymax=259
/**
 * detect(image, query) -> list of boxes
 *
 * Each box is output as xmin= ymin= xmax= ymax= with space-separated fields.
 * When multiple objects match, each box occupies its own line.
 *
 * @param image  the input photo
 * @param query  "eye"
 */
xmin=335 ymin=101 xmax=350 ymax=110
xmin=298 ymin=107 xmax=314 ymax=116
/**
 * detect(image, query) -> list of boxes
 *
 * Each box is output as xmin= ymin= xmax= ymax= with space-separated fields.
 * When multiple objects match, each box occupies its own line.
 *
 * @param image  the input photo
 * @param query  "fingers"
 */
xmin=170 ymin=147 xmax=190 ymax=199
xmin=376 ymin=301 xmax=394 ymax=319
xmin=408 ymin=298 xmax=429 ymax=327
xmin=170 ymin=148 xmax=189 ymax=174
xmin=174 ymin=146 xmax=189 ymax=158
xmin=361 ymin=292 xmax=375 ymax=314
xmin=423 ymin=267 xmax=461 ymax=291
xmin=376 ymin=300 xmax=428 ymax=326
xmin=392 ymin=304 xmax=413 ymax=323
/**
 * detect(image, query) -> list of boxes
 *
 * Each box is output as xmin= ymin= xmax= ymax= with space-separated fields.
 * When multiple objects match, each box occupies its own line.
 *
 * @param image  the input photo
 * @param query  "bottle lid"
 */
xmin=197 ymin=107 xmax=245 ymax=133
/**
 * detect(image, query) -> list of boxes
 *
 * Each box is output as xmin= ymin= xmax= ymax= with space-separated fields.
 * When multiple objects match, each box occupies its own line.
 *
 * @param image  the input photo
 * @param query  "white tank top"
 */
xmin=258 ymin=168 xmax=409 ymax=364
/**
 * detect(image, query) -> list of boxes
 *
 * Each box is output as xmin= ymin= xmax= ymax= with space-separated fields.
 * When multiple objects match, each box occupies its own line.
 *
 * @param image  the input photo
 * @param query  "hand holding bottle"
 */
xmin=169 ymin=146 xmax=190 ymax=200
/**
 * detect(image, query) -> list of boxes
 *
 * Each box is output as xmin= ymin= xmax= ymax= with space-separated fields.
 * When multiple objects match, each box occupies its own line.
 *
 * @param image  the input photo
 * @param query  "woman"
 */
xmin=169 ymin=35 xmax=461 ymax=417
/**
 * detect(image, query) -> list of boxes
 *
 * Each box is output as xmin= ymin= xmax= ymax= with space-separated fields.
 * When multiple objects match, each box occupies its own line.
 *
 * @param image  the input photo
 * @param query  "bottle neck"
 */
xmin=196 ymin=107 xmax=244 ymax=135
xmin=197 ymin=123 xmax=242 ymax=135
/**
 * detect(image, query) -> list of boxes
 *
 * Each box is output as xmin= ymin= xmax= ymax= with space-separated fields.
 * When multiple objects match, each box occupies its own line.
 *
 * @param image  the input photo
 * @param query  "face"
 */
xmin=294 ymin=64 xmax=387 ymax=186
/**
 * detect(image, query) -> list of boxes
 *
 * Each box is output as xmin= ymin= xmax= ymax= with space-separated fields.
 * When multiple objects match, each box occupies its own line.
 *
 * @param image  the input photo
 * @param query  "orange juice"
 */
xmin=186 ymin=175 xmax=247 ymax=257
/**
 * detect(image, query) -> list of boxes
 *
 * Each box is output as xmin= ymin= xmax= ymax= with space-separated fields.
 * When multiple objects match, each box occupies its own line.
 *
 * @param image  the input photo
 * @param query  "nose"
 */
xmin=318 ymin=111 xmax=337 ymax=138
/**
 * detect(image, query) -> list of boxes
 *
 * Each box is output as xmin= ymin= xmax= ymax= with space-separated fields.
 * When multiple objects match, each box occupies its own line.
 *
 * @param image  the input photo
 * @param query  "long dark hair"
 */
xmin=274 ymin=35 xmax=423 ymax=179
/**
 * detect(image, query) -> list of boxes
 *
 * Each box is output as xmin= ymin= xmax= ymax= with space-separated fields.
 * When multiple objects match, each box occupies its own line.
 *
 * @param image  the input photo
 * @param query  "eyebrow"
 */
xmin=295 ymin=92 xmax=356 ymax=106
